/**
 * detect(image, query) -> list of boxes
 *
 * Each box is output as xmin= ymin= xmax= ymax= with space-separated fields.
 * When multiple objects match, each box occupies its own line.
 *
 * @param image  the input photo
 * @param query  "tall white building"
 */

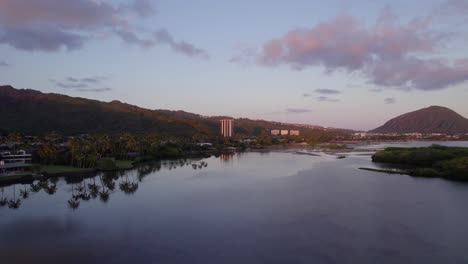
xmin=220 ymin=119 xmax=233 ymax=137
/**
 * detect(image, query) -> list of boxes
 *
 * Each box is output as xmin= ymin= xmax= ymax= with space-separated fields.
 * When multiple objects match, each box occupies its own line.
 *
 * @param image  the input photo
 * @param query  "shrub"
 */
xmin=410 ymin=168 xmax=441 ymax=178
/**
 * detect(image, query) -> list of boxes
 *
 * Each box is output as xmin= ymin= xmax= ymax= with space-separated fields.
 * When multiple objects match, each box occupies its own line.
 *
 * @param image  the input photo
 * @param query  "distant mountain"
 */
xmin=371 ymin=106 xmax=468 ymax=134
xmin=0 ymin=85 xmax=349 ymax=137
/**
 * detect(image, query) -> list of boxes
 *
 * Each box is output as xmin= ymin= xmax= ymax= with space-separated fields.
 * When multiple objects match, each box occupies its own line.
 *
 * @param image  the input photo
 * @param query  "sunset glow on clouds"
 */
xmin=253 ymin=9 xmax=468 ymax=91
xmin=0 ymin=0 xmax=467 ymax=129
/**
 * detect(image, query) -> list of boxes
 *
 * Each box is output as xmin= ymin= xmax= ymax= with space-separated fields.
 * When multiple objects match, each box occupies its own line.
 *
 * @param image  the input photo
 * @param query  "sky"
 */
xmin=1 ymin=0 xmax=468 ymax=130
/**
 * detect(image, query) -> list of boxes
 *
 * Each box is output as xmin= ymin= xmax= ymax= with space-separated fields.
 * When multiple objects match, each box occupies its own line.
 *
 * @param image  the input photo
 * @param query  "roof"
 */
xmin=0 ymin=163 xmax=33 ymax=169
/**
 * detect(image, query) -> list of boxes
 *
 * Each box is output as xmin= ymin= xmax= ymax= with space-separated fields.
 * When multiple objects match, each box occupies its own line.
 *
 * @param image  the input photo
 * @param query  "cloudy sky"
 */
xmin=1 ymin=0 xmax=467 ymax=130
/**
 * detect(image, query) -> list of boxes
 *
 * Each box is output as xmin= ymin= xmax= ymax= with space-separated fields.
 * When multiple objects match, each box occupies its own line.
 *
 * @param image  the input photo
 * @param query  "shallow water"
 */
xmin=1 ymin=142 xmax=468 ymax=264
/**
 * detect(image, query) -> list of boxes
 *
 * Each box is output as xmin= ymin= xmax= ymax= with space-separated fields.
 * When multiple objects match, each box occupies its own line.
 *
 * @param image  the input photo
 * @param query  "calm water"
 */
xmin=1 ymin=142 xmax=468 ymax=264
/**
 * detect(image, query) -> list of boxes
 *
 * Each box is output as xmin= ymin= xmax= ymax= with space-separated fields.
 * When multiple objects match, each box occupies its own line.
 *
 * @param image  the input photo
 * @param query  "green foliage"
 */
xmin=436 ymin=157 xmax=468 ymax=180
xmin=39 ymin=165 xmax=94 ymax=175
xmin=37 ymin=143 xmax=58 ymax=165
xmin=96 ymin=158 xmax=119 ymax=171
xmin=155 ymin=144 xmax=184 ymax=159
xmin=115 ymin=160 xmax=134 ymax=170
xmin=409 ymin=168 xmax=441 ymax=178
xmin=372 ymin=145 xmax=468 ymax=181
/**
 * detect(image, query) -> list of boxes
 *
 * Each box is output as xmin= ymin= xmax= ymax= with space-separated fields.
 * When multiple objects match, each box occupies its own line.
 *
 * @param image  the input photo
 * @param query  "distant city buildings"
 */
xmin=271 ymin=130 xmax=280 ymax=136
xmin=290 ymin=130 xmax=300 ymax=136
xmin=270 ymin=129 xmax=300 ymax=136
xmin=220 ymin=119 xmax=234 ymax=137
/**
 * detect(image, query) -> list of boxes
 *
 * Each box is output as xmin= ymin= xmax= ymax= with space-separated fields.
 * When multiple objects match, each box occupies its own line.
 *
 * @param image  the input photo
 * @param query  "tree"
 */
xmin=37 ymin=143 xmax=58 ymax=165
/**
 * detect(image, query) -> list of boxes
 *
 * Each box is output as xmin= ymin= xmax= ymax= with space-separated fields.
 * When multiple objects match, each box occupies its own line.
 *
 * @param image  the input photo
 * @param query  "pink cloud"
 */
xmin=252 ymin=9 xmax=468 ymax=90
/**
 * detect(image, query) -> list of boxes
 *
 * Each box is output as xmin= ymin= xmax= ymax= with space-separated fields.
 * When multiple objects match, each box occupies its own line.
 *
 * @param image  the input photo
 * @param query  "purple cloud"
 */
xmin=114 ymin=29 xmax=209 ymax=58
xmin=315 ymin=89 xmax=341 ymax=94
xmin=230 ymin=46 xmax=257 ymax=66
xmin=0 ymin=61 xmax=11 ymax=67
xmin=0 ymin=0 xmax=206 ymax=58
xmin=285 ymin=108 xmax=314 ymax=114
xmin=56 ymin=82 xmax=89 ymax=89
xmin=66 ymin=76 xmax=107 ymax=84
xmin=0 ymin=26 xmax=85 ymax=51
xmin=317 ymin=96 xmax=340 ymax=102
xmin=127 ymin=0 xmax=157 ymax=18
xmin=51 ymin=76 xmax=111 ymax=92
xmin=384 ymin=97 xmax=396 ymax=104
xmin=76 ymin=87 xmax=112 ymax=92
xmin=253 ymin=9 xmax=468 ymax=91
xmin=154 ymin=29 xmax=209 ymax=58
xmin=438 ymin=0 xmax=468 ymax=16
xmin=369 ymin=88 xmax=383 ymax=92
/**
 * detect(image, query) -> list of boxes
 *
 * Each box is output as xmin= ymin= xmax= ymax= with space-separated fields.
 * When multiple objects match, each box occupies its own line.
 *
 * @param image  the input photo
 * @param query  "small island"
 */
xmin=370 ymin=145 xmax=468 ymax=181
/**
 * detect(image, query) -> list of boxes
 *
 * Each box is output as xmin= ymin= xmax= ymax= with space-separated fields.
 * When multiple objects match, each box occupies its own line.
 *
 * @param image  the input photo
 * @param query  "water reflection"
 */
xmin=0 ymin=158 xmax=209 ymax=211
xmin=220 ymin=153 xmax=235 ymax=162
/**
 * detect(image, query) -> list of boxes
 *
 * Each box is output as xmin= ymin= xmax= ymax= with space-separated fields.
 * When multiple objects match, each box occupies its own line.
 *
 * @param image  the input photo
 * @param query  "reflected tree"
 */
xmin=98 ymin=175 xmax=110 ymax=203
xmin=0 ymin=187 xmax=7 ymax=207
xmin=68 ymin=181 xmax=80 ymax=210
xmin=20 ymin=185 xmax=30 ymax=199
xmin=88 ymin=177 xmax=100 ymax=199
xmin=8 ymin=185 xmax=21 ymax=209
xmin=30 ymin=182 xmax=42 ymax=193
xmin=44 ymin=180 xmax=58 ymax=195
xmin=119 ymin=173 xmax=138 ymax=195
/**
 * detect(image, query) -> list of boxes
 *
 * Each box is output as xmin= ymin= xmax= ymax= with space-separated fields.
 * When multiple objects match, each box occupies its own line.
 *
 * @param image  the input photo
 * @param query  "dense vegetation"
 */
xmin=372 ymin=145 xmax=468 ymax=180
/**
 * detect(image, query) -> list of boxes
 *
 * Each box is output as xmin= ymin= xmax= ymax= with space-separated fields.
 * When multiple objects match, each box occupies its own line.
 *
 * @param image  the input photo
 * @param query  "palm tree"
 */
xmin=37 ymin=142 xmax=58 ymax=165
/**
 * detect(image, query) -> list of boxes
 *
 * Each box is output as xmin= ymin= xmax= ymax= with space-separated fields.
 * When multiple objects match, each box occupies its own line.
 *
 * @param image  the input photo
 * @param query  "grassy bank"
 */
xmin=372 ymin=145 xmax=468 ymax=180
xmin=39 ymin=165 xmax=95 ymax=175
xmin=96 ymin=158 xmax=134 ymax=171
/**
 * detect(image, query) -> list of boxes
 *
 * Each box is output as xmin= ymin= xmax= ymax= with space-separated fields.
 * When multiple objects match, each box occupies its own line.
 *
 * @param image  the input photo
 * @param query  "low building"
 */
xmin=281 ymin=130 xmax=289 ymax=136
xmin=196 ymin=143 xmax=213 ymax=147
xmin=271 ymin=130 xmax=280 ymax=136
xmin=289 ymin=130 xmax=300 ymax=136
xmin=0 ymin=150 xmax=32 ymax=176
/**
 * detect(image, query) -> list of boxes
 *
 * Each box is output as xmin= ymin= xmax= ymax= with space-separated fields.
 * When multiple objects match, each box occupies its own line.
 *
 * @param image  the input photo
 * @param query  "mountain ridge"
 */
xmin=0 ymin=85 xmax=350 ymax=137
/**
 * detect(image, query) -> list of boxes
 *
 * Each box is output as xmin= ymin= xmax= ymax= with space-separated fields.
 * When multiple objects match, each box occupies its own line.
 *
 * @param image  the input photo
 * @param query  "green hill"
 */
xmin=0 ymin=85 xmax=350 ymax=138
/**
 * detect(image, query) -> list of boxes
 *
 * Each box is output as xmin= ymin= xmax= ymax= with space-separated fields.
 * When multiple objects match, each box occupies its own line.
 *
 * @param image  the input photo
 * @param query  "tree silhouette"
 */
xmin=20 ymin=185 xmax=30 ymax=199
xmin=8 ymin=185 xmax=21 ymax=209
xmin=0 ymin=187 xmax=7 ymax=207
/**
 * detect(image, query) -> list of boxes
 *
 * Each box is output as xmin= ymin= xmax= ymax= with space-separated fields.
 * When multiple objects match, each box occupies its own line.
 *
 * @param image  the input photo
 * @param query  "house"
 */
xmin=0 ymin=150 xmax=33 ymax=176
xmin=289 ymin=130 xmax=300 ymax=136
xmin=271 ymin=130 xmax=280 ymax=136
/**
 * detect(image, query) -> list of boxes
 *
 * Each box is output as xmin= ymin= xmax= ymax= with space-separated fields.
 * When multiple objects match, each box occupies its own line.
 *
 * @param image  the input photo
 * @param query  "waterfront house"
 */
xmin=0 ymin=150 xmax=32 ymax=176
